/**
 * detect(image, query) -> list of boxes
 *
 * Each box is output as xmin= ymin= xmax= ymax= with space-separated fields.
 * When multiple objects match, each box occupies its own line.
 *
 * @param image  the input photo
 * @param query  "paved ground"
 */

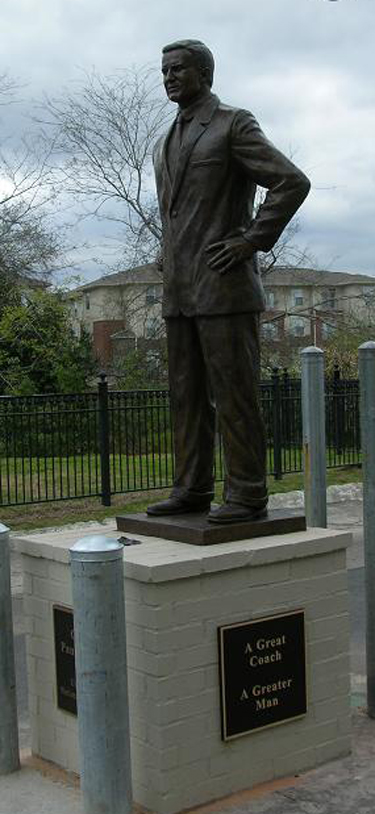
xmin=0 ymin=757 xmax=82 ymax=814
xmin=205 ymin=711 xmax=375 ymax=814
xmin=1 ymin=710 xmax=375 ymax=814
xmin=2 ymin=496 xmax=373 ymax=814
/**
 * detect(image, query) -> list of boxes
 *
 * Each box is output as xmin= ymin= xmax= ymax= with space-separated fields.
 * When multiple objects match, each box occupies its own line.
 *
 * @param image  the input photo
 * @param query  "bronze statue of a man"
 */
xmin=147 ymin=39 xmax=310 ymax=524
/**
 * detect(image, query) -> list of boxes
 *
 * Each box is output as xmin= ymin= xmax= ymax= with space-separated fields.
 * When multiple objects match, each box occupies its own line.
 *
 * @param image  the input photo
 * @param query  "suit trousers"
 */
xmin=166 ymin=313 xmax=268 ymax=509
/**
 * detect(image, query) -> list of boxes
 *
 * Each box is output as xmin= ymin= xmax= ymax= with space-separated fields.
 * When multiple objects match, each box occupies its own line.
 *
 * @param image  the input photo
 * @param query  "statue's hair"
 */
xmin=162 ymin=40 xmax=215 ymax=87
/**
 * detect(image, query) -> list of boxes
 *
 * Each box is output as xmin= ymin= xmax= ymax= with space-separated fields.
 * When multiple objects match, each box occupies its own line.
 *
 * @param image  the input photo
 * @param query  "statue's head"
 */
xmin=161 ymin=39 xmax=215 ymax=107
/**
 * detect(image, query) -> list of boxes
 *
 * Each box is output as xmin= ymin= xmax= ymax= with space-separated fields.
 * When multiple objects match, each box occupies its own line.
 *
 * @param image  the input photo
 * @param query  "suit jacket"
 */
xmin=153 ymin=92 xmax=310 ymax=318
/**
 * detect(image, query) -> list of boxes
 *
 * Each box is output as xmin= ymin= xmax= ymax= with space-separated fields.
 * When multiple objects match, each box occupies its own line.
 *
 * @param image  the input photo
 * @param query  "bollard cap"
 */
xmin=0 ymin=523 xmax=10 ymax=535
xmin=70 ymin=534 xmax=124 ymax=562
xmin=359 ymin=341 xmax=375 ymax=352
xmin=300 ymin=346 xmax=324 ymax=356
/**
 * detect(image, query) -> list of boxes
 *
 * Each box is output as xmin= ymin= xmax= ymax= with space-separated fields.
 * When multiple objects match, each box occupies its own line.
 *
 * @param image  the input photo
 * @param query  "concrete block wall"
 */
xmin=19 ymin=529 xmax=351 ymax=814
xmin=22 ymin=555 xmax=80 ymax=774
xmin=126 ymin=549 xmax=351 ymax=814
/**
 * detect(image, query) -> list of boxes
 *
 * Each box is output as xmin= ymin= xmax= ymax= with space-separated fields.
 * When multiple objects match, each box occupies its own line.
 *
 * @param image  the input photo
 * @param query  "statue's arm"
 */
xmin=206 ymin=109 xmax=310 ymax=275
xmin=230 ymin=109 xmax=310 ymax=253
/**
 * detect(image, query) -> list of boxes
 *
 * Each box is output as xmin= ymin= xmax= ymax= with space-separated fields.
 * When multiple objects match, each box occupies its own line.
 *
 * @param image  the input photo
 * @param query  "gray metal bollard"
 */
xmin=0 ymin=523 xmax=20 ymax=774
xmin=70 ymin=535 xmax=132 ymax=814
xmin=301 ymin=347 xmax=327 ymax=528
xmin=359 ymin=341 xmax=375 ymax=717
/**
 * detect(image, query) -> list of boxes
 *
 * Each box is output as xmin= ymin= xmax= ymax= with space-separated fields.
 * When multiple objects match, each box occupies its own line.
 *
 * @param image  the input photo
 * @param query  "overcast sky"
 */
xmin=1 ymin=0 xmax=374 ymax=281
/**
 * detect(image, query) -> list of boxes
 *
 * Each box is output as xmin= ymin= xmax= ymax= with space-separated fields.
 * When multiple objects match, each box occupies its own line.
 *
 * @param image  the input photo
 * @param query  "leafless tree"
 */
xmin=0 ymin=72 xmax=64 ymax=293
xmin=42 ymin=67 xmax=171 ymax=270
xmin=0 ymin=72 xmax=19 ymax=103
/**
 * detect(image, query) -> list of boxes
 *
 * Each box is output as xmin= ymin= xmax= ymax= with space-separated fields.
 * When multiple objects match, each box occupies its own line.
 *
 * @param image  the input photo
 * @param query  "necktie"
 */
xmin=167 ymin=115 xmax=185 ymax=179
xmin=176 ymin=114 xmax=185 ymax=147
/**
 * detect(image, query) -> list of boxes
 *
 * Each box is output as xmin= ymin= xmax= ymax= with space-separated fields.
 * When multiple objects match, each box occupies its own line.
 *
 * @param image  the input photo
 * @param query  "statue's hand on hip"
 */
xmin=205 ymin=237 xmax=255 ymax=274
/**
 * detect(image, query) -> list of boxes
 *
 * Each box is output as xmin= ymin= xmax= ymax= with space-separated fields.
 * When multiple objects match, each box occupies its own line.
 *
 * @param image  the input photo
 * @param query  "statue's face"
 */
xmin=162 ymin=49 xmax=204 ymax=107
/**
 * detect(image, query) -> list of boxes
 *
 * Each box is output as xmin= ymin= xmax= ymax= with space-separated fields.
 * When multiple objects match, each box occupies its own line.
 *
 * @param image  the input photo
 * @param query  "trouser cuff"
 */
xmin=171 ymin=486 xmax=215 ymax=504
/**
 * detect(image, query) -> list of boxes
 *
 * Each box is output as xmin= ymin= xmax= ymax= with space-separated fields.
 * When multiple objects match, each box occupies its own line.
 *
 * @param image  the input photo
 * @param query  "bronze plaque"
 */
xmin=218 ymin=610 xmax=307 ymax=740
xmin=53 ymin=606 xmax=77 ymax=715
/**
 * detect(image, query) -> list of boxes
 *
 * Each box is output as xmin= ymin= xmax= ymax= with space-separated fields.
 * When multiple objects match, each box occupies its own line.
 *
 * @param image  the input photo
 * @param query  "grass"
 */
xmin=0 ymin=452 xmax=174 ymax=505
xmin=0 ymin=464 xmax=362 ymax=532
xmin=0 ymin=447 xmax=361 ymax=504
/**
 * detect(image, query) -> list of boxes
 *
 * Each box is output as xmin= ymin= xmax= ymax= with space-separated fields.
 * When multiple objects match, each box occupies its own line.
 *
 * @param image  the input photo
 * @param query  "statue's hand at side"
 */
xmin=205 ymin=237 xmax=255 ymax=274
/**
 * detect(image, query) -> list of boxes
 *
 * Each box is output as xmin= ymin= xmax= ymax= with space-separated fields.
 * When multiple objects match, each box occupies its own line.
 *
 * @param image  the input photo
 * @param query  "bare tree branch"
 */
xmin=0 ymin=72 xmax=20 ymax=105
xmin=0 ymin=73 xmax=66 ymax=290
xmin=41 ymin=67 xmax=170 ymax=268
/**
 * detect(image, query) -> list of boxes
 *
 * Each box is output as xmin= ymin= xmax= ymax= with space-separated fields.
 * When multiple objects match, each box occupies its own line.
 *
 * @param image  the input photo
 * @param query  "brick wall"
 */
xmin=124 ymin=549 xmax=350 ymax=813
xmin=23 ymin=556 xmax=79 ymax=773
xmin=92 ymin=320 xmax=126 ymax=365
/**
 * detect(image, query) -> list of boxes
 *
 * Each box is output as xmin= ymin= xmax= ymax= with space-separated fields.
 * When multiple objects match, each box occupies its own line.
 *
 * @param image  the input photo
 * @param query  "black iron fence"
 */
xmin=0 ymin=369 xmax=361 ymax=507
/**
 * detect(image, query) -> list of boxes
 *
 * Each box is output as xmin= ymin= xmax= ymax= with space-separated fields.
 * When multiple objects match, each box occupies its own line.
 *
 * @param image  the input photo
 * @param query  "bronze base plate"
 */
xmin=116 ymin=507 xmax=306 ymax=546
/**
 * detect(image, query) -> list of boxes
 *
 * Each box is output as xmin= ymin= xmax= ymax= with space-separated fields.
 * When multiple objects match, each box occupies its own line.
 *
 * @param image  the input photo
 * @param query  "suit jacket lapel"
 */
xmin=169 ymin=93 xmax=220 ymax=211
xmin=161 ymin=122 xmax=174 ymax=187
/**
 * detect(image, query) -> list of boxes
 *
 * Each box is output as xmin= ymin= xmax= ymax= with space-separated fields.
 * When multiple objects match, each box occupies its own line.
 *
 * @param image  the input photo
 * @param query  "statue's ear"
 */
xmin=200 ymin=66 xmax=210 ymax=84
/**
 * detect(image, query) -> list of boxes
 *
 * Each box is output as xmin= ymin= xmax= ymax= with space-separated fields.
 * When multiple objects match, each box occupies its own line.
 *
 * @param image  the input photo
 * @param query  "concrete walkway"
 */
xmin=2 ymin=493 xmax=372 ymax=814
xmin=2 ymin=711 xmax=374 ymax=814
xmin=0 ymin=755 xmax=81 ymax=814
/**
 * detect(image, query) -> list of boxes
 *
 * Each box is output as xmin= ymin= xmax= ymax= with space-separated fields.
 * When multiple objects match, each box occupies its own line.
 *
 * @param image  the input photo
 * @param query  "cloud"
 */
xmin=0 ymin=0 xmax=374 ymax=277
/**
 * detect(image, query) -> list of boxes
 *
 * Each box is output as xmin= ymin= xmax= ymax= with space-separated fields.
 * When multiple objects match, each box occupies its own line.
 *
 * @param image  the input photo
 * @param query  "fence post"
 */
xmin=272 ymin=367 xmax=283 ymax=480
xmin=0 ymin=523 xmax=20 ymax=775
xmin=98 ymin=372 xmax=111 ymax=506
xmin=282 ymin=368 xmax=292 ymax=450
xmin=333 ymin=364 xmax=343 ymax=456
xmin=70 ymin=535 xmax=132 ymax=814
xmin=301 ymin=347 xmax=327 ymax=528
xmin=359 ymin=341 xmax=375 ymax=718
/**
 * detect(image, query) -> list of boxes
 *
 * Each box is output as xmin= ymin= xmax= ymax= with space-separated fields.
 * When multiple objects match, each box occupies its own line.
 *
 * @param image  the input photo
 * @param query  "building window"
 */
xmin=145 ymin=316 xmax=163 ymax=338
xmin=326 ymin=288 xmax=336 ymax=309
xmin=85 ymin=294 xmax=90 ymax=310
xmin=262 ymin=321 xmax=278 ymax=339
xmin=292 ymin=289 xmax=304 ymax=307
xmin=363 ymin=286 xmax=375 ymax=307
xmin=265 ymin=290 xmax=275 ymax=308
xmin=289 ymin=316 xmax=306 ymax=337
xmin=145 ymin=285 xmax=162 ymax=306
xmin=321 ymin=322 xmax=335 ymax=339
xmin=146 ymin=349 xmax=162 ymax=372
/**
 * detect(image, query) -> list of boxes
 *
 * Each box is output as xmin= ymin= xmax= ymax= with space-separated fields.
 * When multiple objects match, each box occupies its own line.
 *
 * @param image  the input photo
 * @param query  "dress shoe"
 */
xmin=208 ymin=503 xmax=268 ymax=524
xmin=147 ymin=496 xmax=211 ymax=516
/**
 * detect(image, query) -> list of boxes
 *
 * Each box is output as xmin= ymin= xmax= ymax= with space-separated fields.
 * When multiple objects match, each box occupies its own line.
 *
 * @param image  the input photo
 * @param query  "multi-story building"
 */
xmin=69 ymin=264 xmax=375 ymax=365
xmin=69 ymin=263 xmax=163 ymax=366
xmin=261 ymin=267 xmax=375 ymax=345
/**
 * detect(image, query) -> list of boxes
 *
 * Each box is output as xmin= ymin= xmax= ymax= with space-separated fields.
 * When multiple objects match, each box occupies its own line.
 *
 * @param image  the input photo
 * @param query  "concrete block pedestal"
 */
xmin=17 ymin=526 xmax=352 ymax=814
